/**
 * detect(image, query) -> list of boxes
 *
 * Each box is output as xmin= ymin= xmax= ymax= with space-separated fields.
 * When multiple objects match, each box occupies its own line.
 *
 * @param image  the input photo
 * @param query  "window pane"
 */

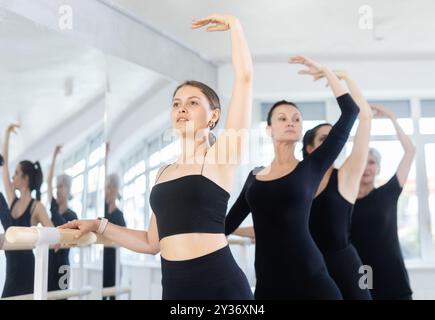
xmin=421 ymin=100 xmax=435 ymax=117
xmin=149 ymin=151 xmax=161 ymax=168
xmin=122 ymin=173 xmax=146 ymax=230
xmin=161 ymin=142 xmax=177 ymax=163
xmin=368 ymin=100 xmax=411 ymax=118
xmin=419 ymin=118 xmax=435 ymax=134
xmin=87 ymin=166 xmax=99 ymax=193
xmin=149 ymin=168 xmax=159 ymax=189
xmin=70 ymin=174 xmax=84 ymax=218
xmin=40 ymin=182 xmax=48 ymax=207
xmin=65 ymin=159 xmax=86 ymax=177
xmin=89 ymin=144 xmax=105 ymax=167
xmin=350 ymin=118 xmax=413 ymax=136
xmin=419 ymin=100 xmax=435 ymax=134
xmin=71 ymin=174 xmax=84 ymax=195
xmin=86 ymin=190 xmax=98 ymax=219
xmin=425 ymin=144 xmax=435 ymax=239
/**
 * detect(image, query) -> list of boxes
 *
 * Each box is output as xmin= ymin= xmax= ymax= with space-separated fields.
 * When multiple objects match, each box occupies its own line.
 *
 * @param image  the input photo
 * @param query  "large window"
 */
xmin=421 ymin=100 xmax=435 ymax=244
xmin=420 ymin=100 xmax=435 ymax=135
xmin=86 ymin=139 xmax=105 ymax=220
xmin=64 ymin=156 xmax=86 ymax=219
xmin=119 ymin=131 xmax=179 ymax=262
xmin=60 ymin=132 xmax=105 ymax=266
xmin=425 ymin=143 xmax=435 ymax=240
xmin=122 ymin=155 xmax=146 ymax=230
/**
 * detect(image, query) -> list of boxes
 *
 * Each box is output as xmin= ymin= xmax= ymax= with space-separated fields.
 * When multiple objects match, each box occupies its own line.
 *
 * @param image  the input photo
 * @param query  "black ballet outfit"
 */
xmin=0 ymin=194 xmax=35 ymax=298
xmin=103 ymin=203 xmax=126 ymax=300
xmin=47 ymin=198 xmax=78 ymax=292
xmin=351 ymin=174 xmax=413 ymax=300
xmin=225 ymin=93 xmax=359 ymax=299
xmin=149 ymin=161 xmax=253 ymax=300
xmin=309 ymin=169 xmax=372 ymax=300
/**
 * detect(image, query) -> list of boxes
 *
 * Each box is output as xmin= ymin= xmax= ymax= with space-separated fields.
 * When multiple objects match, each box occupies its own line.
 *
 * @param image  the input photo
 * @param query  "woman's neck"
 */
xmin=58 ymin=200 xmax=68 ymax=215
xmin=358 ymin=181 xmax=375 ymax=199
xmin=272 ymin=141 xmax=298 ymax=166
xmin=19 ymin=188 xmax=32 ymax=201
xmin=179 ymin=133 xmax=210 ymax=165
xmin=107 ymin=201 xmax=117 ymax=214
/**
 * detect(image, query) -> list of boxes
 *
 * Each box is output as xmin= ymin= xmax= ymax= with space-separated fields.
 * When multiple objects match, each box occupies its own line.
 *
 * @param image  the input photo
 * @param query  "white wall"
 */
xmin=219 ymin=60 xmax=435 ymax=100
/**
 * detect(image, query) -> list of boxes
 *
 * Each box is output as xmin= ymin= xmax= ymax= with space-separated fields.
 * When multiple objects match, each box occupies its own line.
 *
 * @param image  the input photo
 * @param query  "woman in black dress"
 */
xmin=1 ymin=124 xmax=53 ymax=298
xmin=351 ymin=105 xmax=415 ymax=300
xmin=225 ymin=57 xmax=359 ymax=299
xmin=305 ymin=70 xmax=373 ymax=299
xmin=47 ymin=145 xmax=78 ymax=292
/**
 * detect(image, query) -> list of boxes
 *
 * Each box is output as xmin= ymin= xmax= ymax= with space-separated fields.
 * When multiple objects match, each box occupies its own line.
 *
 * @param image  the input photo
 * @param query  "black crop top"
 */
xmin=149 ymin=158 xmax=230 ymax=240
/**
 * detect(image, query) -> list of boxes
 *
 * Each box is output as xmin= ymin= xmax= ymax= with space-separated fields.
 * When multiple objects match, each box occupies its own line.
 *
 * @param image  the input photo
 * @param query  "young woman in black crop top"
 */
xmin=1 ymin=123 xmax=54 ymax=297
xmin=61 ymin=14 xmax=254 ymax=300
xmin=225 ymin=57 xmax=360 ymax=299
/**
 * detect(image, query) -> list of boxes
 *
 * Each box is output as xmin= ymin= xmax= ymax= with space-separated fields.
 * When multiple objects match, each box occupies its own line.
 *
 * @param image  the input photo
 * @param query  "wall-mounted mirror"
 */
xmin=0 ymin=8 xmax=106 ymax=300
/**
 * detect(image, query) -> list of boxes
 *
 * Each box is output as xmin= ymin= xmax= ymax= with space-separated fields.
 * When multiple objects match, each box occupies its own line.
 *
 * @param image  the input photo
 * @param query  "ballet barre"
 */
xmin=228 ymin=237 xmax=254 ymax=275
xmin=2 ymin=226 xmax=112 ymax=300
xmin=102 ymin=286 xmax=131 ymax=299
xmin=0 ymin=286 xmax=93 ymax=301
xmin=228 ymin=237 xmax=254 ymax=246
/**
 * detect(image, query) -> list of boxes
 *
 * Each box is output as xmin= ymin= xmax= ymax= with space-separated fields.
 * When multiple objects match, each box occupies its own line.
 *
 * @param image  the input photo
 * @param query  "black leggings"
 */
xmin=323 ymin=245 xmax=372 ymax=300
xmin=161 ymin=245 xmax=254 ymax=300
xmin=255 ymin=266 xmax=343 ymax=300
xmin=2 ymin=251 xmax=35 ymax=298
xmin=395 ymin=294 xmax=413 ymax=300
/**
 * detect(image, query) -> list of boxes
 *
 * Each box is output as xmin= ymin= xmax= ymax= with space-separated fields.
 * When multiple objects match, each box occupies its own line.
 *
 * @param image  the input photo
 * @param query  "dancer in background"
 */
xmin=47 ymin=145 xmax=78 ymax=292
xmin=306 ymin=70 xmax=372 ymax=299
xmin=103 ymin=142 xmax=126 ymax=300
xmin=1 ymin=124 xmax=53 ymax=298
xmin=351 ymin=105 xmax=415 ymax=300
xmin=225 ymin=56 xmax=359 ymax=299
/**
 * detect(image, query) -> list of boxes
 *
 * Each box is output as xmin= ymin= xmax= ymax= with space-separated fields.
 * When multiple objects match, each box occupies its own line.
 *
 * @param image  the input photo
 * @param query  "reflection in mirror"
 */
xmin=104 ymin=55 xmax=173 ymax=300
xmin=0 ymin=9 xmax=106 ymax=300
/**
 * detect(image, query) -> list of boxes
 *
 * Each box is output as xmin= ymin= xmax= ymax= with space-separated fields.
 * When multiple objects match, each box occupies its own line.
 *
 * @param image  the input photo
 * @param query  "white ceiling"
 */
xmin=0 ymin=7 xmax=173 ymax=162
xmin=1 ymin=1 xmax=434 ymax=162
xmin=0 ymin=9 xmax=107 ymax=160
xmin=106 ymin=55 xmax=168 ymax=128
xmin=109 ymin=0 xmax=435 ymax=62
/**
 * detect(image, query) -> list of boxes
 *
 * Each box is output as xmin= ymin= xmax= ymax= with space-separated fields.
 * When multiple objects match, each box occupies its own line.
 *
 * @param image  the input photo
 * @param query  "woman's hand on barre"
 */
xmin=58 ymin=219 xmax=99 ymax=239
xmin=233 ymin=226 xmax=256 ymax=243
